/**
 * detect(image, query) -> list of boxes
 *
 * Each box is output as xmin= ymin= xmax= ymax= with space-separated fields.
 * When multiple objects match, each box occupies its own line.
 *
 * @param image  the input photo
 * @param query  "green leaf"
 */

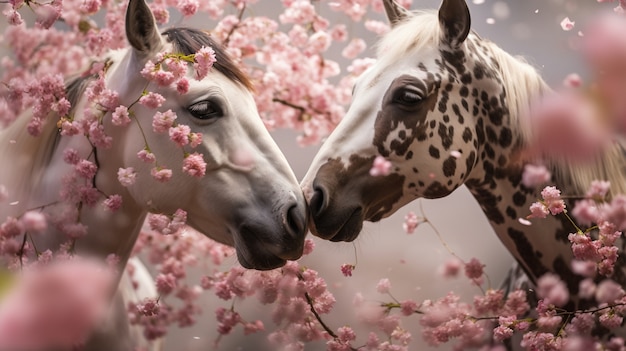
xmin=0 ymin=270 xmax=15 ymax=299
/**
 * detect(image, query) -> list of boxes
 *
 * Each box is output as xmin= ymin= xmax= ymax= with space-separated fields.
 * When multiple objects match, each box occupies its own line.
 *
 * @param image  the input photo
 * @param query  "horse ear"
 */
xmin=125 ymin=0 xmax=162 ymax=56
xmin=438 ymin=0 xmax=471 ymax=47
xmin=383 ymin=0 xmax=411 ymax=27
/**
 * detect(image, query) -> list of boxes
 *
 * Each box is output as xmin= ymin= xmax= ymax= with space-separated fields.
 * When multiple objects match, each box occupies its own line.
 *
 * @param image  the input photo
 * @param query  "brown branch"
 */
xmin=298 ymin=272 xmax=358 ymax=351
xmin=222 ymin=2 xmax=247 ymax=47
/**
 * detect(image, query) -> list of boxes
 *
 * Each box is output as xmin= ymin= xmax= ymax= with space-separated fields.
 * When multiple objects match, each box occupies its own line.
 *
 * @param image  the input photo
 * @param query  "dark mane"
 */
xmin=65 ymin=74 xmax=95 ymax=116
xmin=163 ymin=27 xmax=254 ymax=91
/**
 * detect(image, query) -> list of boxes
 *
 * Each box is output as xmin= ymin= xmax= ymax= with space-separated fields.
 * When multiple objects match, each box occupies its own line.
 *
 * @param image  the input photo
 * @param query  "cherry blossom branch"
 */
xmin=417 ymin=200 xmax=492 ymax=290
xmin=222 ymin=3 xmax=247 ymax=47
xmin=298 ymin=272 xmax=359 ymax=351
xmin=272 ymin=98 xmax=306 ymax=118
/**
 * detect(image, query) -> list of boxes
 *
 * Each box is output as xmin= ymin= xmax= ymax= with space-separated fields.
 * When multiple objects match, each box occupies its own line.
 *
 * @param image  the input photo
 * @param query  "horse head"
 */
xmin=97 ymin=0 xmax=308 ymax=269
xmin=301 ymin=0 xmax=513 ymax=242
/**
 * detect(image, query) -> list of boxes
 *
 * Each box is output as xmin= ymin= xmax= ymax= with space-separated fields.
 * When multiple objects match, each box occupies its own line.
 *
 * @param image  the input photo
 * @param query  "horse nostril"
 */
xmin=309 ymin=186 xmax=328 ymax=218
xmin=285 ymin=203 xmax=307 ymax=238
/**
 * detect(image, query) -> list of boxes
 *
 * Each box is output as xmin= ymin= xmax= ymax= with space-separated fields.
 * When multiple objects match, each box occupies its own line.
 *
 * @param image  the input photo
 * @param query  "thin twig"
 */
xmin=223 ymin=3 xmax=247 ymax=47
xmin=298 ymin=272 xmax=359 ymax=351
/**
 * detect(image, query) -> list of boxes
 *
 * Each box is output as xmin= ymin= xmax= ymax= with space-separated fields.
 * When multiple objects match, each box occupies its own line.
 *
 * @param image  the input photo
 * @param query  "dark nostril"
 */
xmin=286 ymin=203 xmax=307 ymax=237
xmin=309 ymin=186 xmax=328 ymax=218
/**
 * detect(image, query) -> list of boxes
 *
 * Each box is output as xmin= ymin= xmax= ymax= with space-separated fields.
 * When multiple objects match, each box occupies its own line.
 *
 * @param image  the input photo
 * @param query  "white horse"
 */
xmin=0 ymin=0 xmax=308 ymax=349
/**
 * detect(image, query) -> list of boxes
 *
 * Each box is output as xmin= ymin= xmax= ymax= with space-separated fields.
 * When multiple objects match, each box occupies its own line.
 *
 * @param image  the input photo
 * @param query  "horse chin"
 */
xmin=235 ymin=250 xmax=287 ymax=271
xmin=309 ymin=207 xmax=364 ymax=243
xmin=230 ymin=213 xmax=306 ymax=271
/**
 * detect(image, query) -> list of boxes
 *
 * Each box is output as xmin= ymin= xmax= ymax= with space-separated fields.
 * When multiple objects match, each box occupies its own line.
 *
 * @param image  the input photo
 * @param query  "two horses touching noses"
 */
xmin=1 ymin=0 xmax=309 ymax=349
xmin=2 ymin=0 xmax=624 ymax=349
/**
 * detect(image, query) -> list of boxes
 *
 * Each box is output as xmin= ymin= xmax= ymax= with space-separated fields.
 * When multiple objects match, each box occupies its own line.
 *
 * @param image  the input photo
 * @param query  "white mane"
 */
xmin=376 ymin=10 xmax=441 ymax=64
xmin=0 ymin=110 xmax=60 ymax=216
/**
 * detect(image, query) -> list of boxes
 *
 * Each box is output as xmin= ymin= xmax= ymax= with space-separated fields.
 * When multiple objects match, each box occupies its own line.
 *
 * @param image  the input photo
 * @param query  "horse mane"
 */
xmin=376 ymin=10 xmax=626 ymax=196
xmin=163 ymin=27 xmax=254 ymax=91
xmin=0 ymin=109 xmax=60 ymax=214
xmin=376 ymin=10 xmax=441 ymax=65
xmin=484 ymin=34 xmax=626 ymax=197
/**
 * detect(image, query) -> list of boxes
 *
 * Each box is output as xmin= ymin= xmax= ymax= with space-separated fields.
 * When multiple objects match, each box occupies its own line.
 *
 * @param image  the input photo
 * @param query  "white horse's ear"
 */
xmin=438 ymin=0 xmax=471 ymax=47
xmin=125 ymin=0 xmax=162 ymax=56
xmin=383 ymin=0 xmax=411 ymax=27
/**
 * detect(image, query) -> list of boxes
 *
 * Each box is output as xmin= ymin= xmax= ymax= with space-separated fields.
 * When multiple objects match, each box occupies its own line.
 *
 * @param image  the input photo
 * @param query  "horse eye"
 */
xmin=394 ymin=89 xmax=422 ymax=105
xmin=188 ymin=100 xmax=223 ymax=120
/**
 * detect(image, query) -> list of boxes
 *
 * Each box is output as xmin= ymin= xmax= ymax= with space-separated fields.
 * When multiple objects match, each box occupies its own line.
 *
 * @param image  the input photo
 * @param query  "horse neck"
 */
xmin=459 ymin=45 xmax=585 ymax=291
xmin=0 ymin=82 xmax=146 ymax=275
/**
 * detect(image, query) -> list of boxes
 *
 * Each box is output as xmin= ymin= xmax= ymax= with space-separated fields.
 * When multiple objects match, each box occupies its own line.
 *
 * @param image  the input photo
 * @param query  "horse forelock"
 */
xmin=376 ymin=10 xmax=441 ymax=66
xmin=163 ymin=27 xmax=254 ymax=91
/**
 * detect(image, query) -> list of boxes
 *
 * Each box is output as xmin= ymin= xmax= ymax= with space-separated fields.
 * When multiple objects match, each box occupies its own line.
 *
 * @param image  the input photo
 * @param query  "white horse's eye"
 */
xmin=188 ymin=100 xmax=224 ymax=120
xmin=393 ymin=89 xmax=422 ymax=105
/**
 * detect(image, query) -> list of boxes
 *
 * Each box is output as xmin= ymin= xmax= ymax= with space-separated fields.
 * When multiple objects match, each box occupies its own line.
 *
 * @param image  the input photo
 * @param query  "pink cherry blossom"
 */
xmin=402 ymin=211 xmax=420 ymax=234
xmin=528 ymin=91 xmax=609 ymax=162
xmin=595 ymin=279 xmax=625 ymax=304
xmin=169 ymin=124 xmax=191 ymax=147
xmin=340 ymin=263 xmax=355 ymax=277
xmin=3 ymin=9 xmax=23 ymax=26
xmin=176 ymin=78 xmax=190 ymax=94
xmin=111 ymin=105 xmax=131 ymax=126
xmin=137 ymin=149 xmax=156 ymax=163
xmin=541 ymin=185 xmax=566 ymax=215
xmin=194 ymin=46 xmax=216 ymax=80
xmin=464 ymin=258 xmax=484 ymax=280
xmin=342 ymin=38 xmax=366 ymax=59
xmin=528 ymin=201 xmax=549 ymax=219
xmin=34 ymin=2 xmax=62 ymax=29
xmin=139 ymin=92 xmax=166 ymax=109
xmin=561 ymin=17 xmax=575 ymax=31
xmin=536 ymin=273 xmax=569 ymax=307
xmin=152 ymin=109 xmax=177 ymax=133
xmin=439 ymin=257 xmax=463 ymax=278
xmin=369 ymin=155 xmax=392 ymax=176
xmin=117 ymin=167 xmax=137 ymax=187
xmin=182 ymin=152 xmax=207 ymax=178
xmin=103 ymin=195 xmax=122 ymax=212
xmin=151 ymin=167 xmax=173 ymax=182
xmin=21 ymin=211 xmax=47 ymax=234
xmin=178 ymin=0 xmax=199 ymax=17
xmin=563 ymin=73 xmax=583 ymax=88
xmin=603 ymin=194 xmax=626 ymax=230
xmin=376 ymin=278 xmax=392 ymax=294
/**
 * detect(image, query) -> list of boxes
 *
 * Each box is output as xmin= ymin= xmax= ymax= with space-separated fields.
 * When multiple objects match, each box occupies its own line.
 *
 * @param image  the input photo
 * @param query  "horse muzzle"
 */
xmin=233 ymin=197 xmax=308 ymax=270
xmin=307 ymin=184 xmax=364 ymax=242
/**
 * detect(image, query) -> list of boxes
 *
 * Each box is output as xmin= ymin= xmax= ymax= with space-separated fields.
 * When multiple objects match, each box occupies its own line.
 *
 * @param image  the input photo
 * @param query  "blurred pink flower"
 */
xmin=402 ymin=211 xmax=420 ymax=234
xmin=560 ymin=17 xmax=575 ymax=31
xmin=0 ymin=258 xmax=114 ymax=350
xmin=528 ymin=91 xmax=609 ymax=162
xmin=536 ymin=273 xmax=570 ymax=307
xmin=521 ymin=163 xmax=551 ymax=188
xmin=582 ymin=14 xmax=626 ymax=133
xmin=369 ymin=155 xmax=392 ymax=176
xmin=464 ymin=258 xmax=484 ymax=280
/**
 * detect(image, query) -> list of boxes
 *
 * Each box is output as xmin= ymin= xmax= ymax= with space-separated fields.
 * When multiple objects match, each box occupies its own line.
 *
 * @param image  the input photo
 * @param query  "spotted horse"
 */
xmin=301 ymin=0 xmax=626 ymax=346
